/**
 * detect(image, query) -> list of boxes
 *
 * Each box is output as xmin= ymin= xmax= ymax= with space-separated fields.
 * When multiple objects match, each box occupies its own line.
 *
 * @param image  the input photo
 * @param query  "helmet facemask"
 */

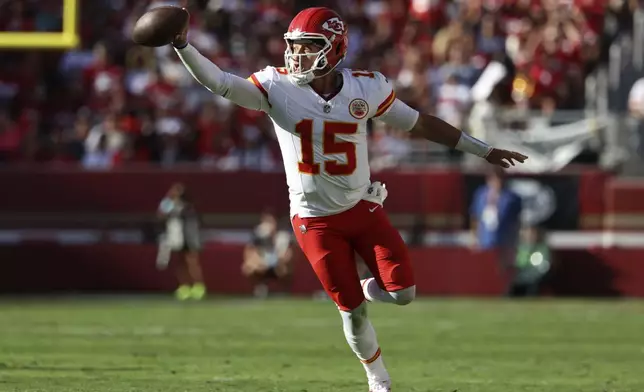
xmin=283 ymin=35 xmax=335 ymax=85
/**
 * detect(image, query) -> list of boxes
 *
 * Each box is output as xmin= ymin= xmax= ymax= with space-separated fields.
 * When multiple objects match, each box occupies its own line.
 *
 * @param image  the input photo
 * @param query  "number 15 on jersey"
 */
xmin=295 ymin=119 xmax=358 ymax=176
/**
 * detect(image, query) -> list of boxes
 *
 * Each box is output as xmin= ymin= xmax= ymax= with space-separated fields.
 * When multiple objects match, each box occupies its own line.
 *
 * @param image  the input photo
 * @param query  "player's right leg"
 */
xmin=352 ymin=201 xmax=416 ymax=307
xmin=292 ymin=214 xmax=391 ymax=391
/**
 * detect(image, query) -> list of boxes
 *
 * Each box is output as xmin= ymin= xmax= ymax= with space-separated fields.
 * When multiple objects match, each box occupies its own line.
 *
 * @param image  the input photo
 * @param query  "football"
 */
xmin=131 ymin=6 xmax=189 ymax=47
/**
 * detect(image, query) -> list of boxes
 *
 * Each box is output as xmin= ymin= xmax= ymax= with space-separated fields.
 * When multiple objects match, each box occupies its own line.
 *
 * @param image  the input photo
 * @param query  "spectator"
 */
xmin=435 ymin=72 xmax=472 ymax=130
xmin=124 ymin=46 xmax=156 ymax=98
xmin=85 ymin=113 xmax=127 ymax=155
xmin=195 ymin=101 xmax=233 ymax=164
xmin=242 ymin=209 xmax=293 ymax=299
xmin=477 ymin=14 xmax=506 ymax=59
xmin=470 ymin=167 xmax=523 ymax=294
xmin=65 ymin=113 xmax=90 ymax=161
xmin=144 ymin=69 xmax=181 ymax=111
xmin=369 ymin=122 xmax=412 ymax=172
xmin=396 ymin=49 xmax=429 ymax=106
xmin=82 ymin=133 xmax=116 ymax=169
xmin=157 ymin=183 xmax=206 ymax=301
xmin=154 ymin=107 xmax=191 ymax=165
xmin=82 ymin=42 xmax=124 ymax=111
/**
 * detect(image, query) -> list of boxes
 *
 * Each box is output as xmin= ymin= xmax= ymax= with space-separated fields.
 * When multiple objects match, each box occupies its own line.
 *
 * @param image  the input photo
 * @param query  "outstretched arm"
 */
xmin=172 ymin=12 xmax=270 ymax=112
xmin=378 ymin=99 xmax=527 ymax=168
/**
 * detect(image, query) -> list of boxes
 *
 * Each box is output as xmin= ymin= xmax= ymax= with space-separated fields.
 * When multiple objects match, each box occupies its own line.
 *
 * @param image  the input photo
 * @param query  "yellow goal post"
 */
xmin=0 ymin=0 xmax=79 ymax=49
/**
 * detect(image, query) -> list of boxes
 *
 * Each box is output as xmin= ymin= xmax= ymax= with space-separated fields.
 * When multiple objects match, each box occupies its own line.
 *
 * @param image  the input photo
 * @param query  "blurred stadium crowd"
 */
xmin=0 ymin=0 xmax=635 ymax=170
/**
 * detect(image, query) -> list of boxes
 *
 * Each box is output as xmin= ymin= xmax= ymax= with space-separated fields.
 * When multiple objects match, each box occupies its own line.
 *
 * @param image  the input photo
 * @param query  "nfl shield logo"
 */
xmin=299 ymin=224 xmax=307 ymax=234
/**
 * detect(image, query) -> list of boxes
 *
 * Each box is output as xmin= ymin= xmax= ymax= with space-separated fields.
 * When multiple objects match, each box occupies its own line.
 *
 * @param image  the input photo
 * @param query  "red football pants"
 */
xmin=292 ymin=200 xmax=414 ymax=311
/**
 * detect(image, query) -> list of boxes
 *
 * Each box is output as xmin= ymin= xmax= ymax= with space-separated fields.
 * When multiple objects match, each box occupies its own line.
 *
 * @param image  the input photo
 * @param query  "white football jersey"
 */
xmin=248 ymin=67 xmax=396 ymax=218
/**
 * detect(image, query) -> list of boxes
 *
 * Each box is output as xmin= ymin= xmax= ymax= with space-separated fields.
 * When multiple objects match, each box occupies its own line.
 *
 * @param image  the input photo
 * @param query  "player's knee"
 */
xmin=339 ymin=301 xmax=368 ymax=334
xmin=391 ymin=285 xmax=415 ymax=306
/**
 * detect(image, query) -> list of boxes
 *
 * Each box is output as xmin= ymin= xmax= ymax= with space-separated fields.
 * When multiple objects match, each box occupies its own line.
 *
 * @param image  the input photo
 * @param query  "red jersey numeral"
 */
xmin=295 ymin=120 xmax=358 ymax=176
xmin=351 ymin=71 xmax=375 ymax=78
xmin=323 ymin=121 xmax=358 ymax=175
xmin=295 ymin=119 xmax=319 ymax=175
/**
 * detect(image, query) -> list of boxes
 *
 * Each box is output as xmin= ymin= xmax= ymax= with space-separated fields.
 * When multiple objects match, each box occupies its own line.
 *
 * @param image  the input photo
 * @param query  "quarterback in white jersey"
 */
xmin=248 ymin=65 xmax=404 ymax=218
xmin=169 ymin=6 xmax=527 ymax=392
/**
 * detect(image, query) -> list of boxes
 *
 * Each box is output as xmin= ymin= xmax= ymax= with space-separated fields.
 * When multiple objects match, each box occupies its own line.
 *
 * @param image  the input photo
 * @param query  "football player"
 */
xmin=171 ymin=7 xmax=527 ymax=391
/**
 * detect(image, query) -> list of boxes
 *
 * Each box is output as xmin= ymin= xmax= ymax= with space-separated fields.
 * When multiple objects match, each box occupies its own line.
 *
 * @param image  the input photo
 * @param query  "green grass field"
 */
xmin=0 ymin=297 xmax=642 ymax=392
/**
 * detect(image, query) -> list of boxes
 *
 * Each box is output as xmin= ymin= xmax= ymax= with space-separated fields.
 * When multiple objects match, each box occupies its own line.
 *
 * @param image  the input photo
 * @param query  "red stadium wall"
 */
xmin=0 ymin=167 xmax=623 ymax=229
xmin=0 ymin=169 xmax=461 ymax=215
xmin=2 ymin=167 xmax=644 ymax=296
xmin=604 ymin=178 xmax=644 ymax=230
xmin=1 ymin=244 xmax=643 ymax=297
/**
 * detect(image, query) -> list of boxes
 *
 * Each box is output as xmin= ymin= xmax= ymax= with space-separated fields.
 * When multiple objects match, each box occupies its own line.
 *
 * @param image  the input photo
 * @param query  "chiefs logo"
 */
xmin=322 ymin=17 xmax=344 ymax=35
xmin=349 ymin=98 xmax=369 ymax=120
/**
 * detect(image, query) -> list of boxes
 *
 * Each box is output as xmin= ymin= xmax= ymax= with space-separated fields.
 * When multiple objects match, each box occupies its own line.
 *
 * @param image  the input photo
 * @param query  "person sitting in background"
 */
xmin=435 ymin=71 xmax=472 ymax=130
xmin=509 ymin=225 xmax=552 ymax=297
xmin=157 ymin=183 xmax=206 ymax=300
xmin=84 ymin=113 xmax=127 ymax=156
xmin=242 ymin=209 xmax=293 ymax=298
xmin=470 ymin=167 xmax=523 ymax=294
xmin=82 ymin=133 xmax=115 ymax=169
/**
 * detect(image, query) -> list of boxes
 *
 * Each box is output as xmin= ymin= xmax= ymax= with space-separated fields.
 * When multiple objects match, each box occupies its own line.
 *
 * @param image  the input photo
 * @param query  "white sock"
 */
xmin=361 ymin=278 xmax=399 ymax=304
xmin=340 ymin=303 xmax=390 ymax=382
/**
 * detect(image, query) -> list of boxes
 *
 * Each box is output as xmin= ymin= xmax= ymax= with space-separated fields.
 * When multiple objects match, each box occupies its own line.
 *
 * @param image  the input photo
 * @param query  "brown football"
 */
xmin=132 ymin=6 xmax=189 ymax=47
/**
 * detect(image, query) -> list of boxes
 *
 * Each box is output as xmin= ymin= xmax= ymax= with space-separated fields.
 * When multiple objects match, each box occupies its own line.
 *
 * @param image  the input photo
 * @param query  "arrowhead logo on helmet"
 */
xmin=322 ymin=18 xmax=344 ymax=35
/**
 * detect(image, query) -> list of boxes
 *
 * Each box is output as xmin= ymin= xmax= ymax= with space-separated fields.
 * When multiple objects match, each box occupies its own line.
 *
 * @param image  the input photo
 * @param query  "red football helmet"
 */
xmin=284 ymin=7 xmax=349 ymax=85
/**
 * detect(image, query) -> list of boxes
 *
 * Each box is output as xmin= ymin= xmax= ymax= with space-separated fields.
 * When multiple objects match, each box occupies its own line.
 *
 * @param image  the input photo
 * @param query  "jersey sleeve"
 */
xmin=247 ymin=66 xmax=281 ymax=109
xmin=378 ymin=99 xmax=420 ymax=132
xmin=176 ymin=44 xmax=269 ymax=112
xmin=370 ymin=72 xmax=397 ymax=119
xmin=369 ymin=72 xmax=419 ymax=131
